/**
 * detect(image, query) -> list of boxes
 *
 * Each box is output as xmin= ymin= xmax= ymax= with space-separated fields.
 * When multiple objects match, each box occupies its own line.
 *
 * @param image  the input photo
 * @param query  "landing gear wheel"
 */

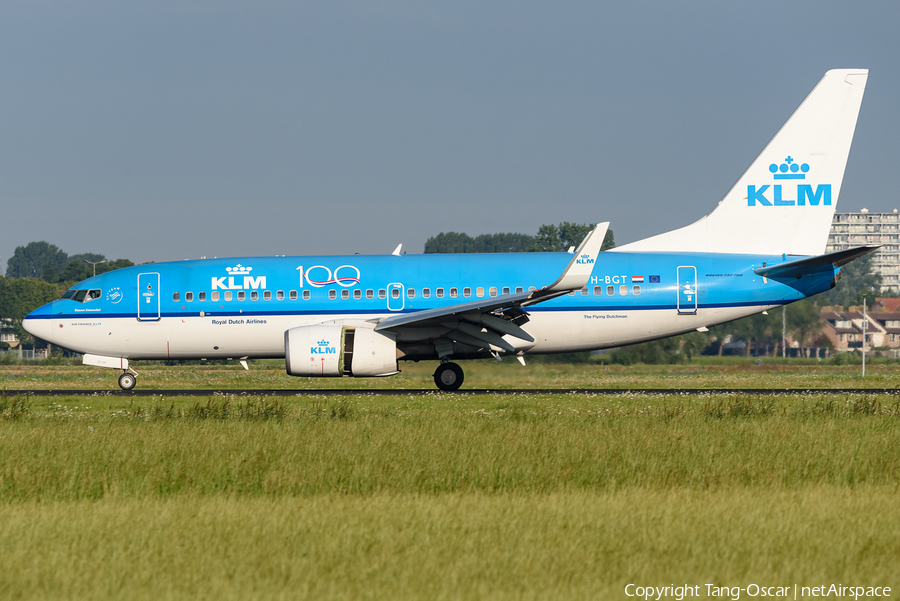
xmin=433 ymin=362 xmax=464 ymax=391
xmin=118 ymin=372 xmax=137 ymax=391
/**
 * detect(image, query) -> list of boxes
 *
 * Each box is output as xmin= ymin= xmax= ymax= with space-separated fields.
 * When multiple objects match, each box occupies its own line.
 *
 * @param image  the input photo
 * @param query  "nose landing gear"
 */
xmin=433 ymin=362 xmax=464 ymax=391
xmin=118 ymin=371 xmax=137 ymax=391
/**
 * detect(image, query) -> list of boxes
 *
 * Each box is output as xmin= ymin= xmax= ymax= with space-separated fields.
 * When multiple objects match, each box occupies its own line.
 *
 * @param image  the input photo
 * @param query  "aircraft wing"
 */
xmin=373 ymin=222 xmax=608 ymax=352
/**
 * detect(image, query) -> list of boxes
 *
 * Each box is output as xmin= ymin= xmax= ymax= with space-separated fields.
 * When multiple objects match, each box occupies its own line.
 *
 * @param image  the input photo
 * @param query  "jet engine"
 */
xmin=284 ymin=324 xmax=399 ymax=377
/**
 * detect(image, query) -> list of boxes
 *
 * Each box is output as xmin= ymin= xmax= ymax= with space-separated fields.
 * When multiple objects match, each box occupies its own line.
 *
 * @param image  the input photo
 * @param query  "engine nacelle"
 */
xmin=284 ymin=325 xmax=399 ymax=378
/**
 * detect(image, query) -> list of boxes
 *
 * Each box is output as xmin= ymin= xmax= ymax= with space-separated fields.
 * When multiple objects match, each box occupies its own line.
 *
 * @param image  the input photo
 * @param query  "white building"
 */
xmin=827 ymin=209 xmax=900 ymax=294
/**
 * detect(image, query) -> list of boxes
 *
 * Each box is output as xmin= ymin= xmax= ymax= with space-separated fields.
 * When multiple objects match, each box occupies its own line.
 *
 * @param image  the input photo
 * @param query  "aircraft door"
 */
xmin=676 ymin=266 xmax=698 ymax=315
xmin=387 ymin=283 xmax=404 ymax=312
xmin=138 ymin=272 xmax=161 ymax=321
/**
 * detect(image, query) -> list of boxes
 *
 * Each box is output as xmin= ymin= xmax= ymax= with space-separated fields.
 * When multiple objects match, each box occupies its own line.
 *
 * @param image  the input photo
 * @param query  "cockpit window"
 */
xmin=67 ymin=289 xmax=102 ymax=303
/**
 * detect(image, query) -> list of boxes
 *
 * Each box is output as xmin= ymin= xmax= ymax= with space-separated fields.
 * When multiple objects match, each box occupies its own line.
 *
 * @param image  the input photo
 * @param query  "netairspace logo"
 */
xmin=624 ymin=583 xmax=891 ymax=600
xmin=747 ymin=156 xmax=831 ymax=207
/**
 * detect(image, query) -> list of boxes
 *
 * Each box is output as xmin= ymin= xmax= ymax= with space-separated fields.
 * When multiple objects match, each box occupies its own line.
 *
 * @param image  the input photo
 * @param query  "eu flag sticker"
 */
xmin=649 ymin=275 xmax=661 ymax=283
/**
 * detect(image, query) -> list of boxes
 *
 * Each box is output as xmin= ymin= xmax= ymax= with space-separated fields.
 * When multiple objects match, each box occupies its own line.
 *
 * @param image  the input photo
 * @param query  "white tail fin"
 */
xmin=618 ymin=69 xmax=868 ymax=256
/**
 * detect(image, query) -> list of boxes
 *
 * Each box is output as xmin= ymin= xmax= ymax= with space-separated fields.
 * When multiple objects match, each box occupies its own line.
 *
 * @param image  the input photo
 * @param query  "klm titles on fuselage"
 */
xmin=211 ymin=275 xmax=267 ymax=290
xmin=747 ymin=156 xmax=831 ymax=207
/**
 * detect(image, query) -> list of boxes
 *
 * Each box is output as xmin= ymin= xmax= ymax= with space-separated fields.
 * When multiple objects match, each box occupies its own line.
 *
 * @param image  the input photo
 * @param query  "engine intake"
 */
xmin=284 ymin=325 xmax=398 ymax=377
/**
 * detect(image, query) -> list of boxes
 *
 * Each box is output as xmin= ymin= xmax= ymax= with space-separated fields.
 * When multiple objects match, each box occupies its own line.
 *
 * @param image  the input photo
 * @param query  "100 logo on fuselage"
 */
xmin=298 ymin=265 xmax=361 ymax=288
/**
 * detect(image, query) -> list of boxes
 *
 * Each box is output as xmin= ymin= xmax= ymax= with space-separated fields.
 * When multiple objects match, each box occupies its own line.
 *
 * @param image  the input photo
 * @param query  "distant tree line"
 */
xmin=6 ymin=241 xmax=134 ymax=283
xmin=1 ymin=241 xmax=135 ymax=346
xmin=424 ymin=222 xmax=616 ymax=253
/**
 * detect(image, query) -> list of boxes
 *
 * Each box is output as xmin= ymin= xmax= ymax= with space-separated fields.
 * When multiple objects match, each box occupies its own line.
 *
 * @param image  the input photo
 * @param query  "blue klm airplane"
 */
xmin=24 ymin=69 xmax=874 ymax=391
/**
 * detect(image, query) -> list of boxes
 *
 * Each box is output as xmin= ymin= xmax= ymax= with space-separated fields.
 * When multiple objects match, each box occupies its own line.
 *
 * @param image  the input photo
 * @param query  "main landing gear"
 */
xmin=118 ymin=371 xmax=137 ymax=391
xmin=433 ymin=362 xmax=464 ymax=391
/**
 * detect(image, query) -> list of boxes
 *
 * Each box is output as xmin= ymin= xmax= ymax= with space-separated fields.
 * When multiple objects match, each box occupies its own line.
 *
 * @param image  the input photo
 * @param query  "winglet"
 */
xmin=543 ymin=222 xmax=608 ymax=293
xmin=392 ymin=244 xmax=403 ymax=256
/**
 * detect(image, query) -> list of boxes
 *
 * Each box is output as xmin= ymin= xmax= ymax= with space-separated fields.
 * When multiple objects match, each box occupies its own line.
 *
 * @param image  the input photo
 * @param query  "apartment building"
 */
xmin=827 ymin=209 xmax=900 ymax=293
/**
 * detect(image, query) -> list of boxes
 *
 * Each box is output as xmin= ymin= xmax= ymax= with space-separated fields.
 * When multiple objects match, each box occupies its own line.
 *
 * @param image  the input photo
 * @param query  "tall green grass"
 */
xmin=1 ymin=391 xmax=898 ymax=598
xmin=0 ymin=490 xmax=897 ymax=600
xmin=2 ymin=394 xmax=898 ymax=500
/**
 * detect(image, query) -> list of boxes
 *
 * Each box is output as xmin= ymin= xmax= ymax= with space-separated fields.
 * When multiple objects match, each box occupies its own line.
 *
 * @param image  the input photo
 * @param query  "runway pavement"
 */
xmin=4 ymin=388 xmax=900 ymax=396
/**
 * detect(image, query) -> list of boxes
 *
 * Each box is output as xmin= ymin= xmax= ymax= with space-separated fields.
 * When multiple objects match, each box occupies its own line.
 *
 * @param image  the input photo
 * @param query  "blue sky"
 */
xmin=1 ymin=1 xmax=898 ymax=265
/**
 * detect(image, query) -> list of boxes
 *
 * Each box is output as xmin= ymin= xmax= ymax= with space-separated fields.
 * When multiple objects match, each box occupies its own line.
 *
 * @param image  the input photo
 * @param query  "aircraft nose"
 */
xmin=22 ymin=302 xmax=55 ymax=344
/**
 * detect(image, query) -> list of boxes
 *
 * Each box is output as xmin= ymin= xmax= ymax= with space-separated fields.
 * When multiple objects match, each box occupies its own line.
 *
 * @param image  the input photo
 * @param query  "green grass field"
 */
xmin=1 ymin=364 xmax=899 ymax=599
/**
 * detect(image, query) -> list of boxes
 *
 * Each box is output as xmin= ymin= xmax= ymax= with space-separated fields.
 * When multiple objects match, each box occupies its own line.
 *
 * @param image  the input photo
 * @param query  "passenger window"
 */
xmin=606 ymin=285 xmax=614 ymax=296
xmin=594 ymin=286 xmax=602 ymax=296
xmin=224 ymin=291 xmax=233 ymax=301
xmin=516 ymin=287 xmax=523 ymax=294
xmin=199 ymin=292 xmax=207 ymax=301
xmin=581 ymin=286 xmax=588 ymax=296
xmin=289 ymin=291 xmax=297 ymax=300
xmin=633 ymin=285 xmax=641 ymax=295
xmin=528 ymin=286 xmax=536 ymax=292
xmin=476 ymin=287 xmax=484 ymax=298
xmin=303 ymin=290 xmax=310 ymax=300
xmin=277 ymin=290 xmax=284 ymax=301
xmin=463 ymin=287 xmax=471 ymax=298
xmin=329 ymin=290 xmax=337 ymax=300
xmin=437 ymin=288 xmax=445 ymax=298
xmin=407 ymin=288 xmax=415 ymax=298
xmin=379 ymin=289 xmax=386 ymax=299
xmin=237 ymin=291 xmax=245 ymax=301
xmin=391 ymin=288 xmax=400 ymax=299
xmin=423 ymin=288 xmax=431 ymax=298
xmin=354 ymin=289 xmax=361 ymax=299
xmin=619 ymin=285 xmax=627 ymax=296
xmin=502 ymin=287 xmax=510 ymax=295
xmin=489 ymin=287 xmax=497 ymax=297
xmin=366 ymin=289 xmax=374 ymax=299
xmin=251 ymin=291 xmax=259 ymax=301
xmin=341 ymin=289 xmax=349 ymax=299
xmin=173 ymin=292 xmax=180 ymax=302
xmin=186 ymin=292 xmax=193 ymax=302
xmin=263 ymin=291 xmax=271 ymax=301
xmin=450 ymin=288 xmax=458 ymax=298
xmin=212 ymin=291 xmax=220 ymax=302
xmin=568 ymin=291 xmax=575 ymax=296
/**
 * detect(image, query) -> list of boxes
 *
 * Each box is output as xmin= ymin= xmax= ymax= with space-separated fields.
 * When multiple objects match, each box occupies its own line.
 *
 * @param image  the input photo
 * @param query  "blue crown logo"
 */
xmin=581 ymin=254 xmax=589 ymax=259
xmin=768 ymin=156 xmax=809 ymax=180
xmin=317 ymin=340 xmax=330 ymax=346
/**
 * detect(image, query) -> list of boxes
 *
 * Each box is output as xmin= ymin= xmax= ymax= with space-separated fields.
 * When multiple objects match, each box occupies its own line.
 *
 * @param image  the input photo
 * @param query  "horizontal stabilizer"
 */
xmin=753 ymin=245 xmax=879 ymax=279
